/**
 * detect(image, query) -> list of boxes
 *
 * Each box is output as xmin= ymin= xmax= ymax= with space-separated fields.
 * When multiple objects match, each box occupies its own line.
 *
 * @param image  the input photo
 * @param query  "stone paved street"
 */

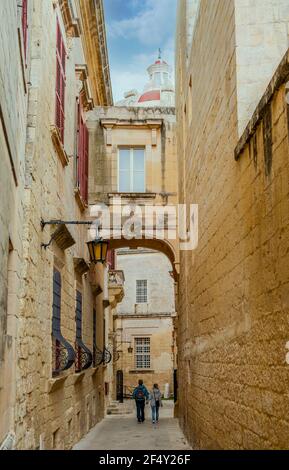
xmin=73 ymin=402 xmax=191 ymax=450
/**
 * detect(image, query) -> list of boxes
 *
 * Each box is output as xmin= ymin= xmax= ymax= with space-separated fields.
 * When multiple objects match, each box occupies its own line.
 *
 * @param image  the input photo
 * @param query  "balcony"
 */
xmin=108 ymin=270 xmax=125 ymax=308
xmin=108 ymin=270 xmax=125 ymax=287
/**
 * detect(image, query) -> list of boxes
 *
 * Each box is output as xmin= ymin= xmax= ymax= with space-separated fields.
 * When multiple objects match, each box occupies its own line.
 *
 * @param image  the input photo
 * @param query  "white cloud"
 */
xmin=107 ymin=0 xmax=177 ymax=47
xmin=107 ymin=0 xmax=176 ymax=102
xmin=111 ymin=37 xmax=175 ymax=102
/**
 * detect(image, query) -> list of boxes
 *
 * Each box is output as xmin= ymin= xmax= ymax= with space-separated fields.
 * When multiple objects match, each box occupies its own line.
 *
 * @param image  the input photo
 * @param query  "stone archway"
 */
xmin=107 ymin=237 xmax=179 ymax=282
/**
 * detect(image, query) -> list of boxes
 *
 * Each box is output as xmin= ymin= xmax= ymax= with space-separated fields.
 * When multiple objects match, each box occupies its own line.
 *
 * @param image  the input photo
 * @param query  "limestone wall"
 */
xmin=0 ymin=0 xmax=111 ymax=450
xmin=0 ymin=0 xmax=28 ymax=448
xmin=117 ymin=251 xmax=175 ymax=315
xmin=176 ymin=0 xmax=289 ymax=450
xmin=114 ymin=315 xmax=174 ymax=397
xmin=87 ymin=106 xmax=177 ymax=205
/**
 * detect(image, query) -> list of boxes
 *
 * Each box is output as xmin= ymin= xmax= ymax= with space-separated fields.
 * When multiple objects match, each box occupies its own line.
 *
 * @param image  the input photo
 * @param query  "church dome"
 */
xmin=116 ymin=52 xmax=175 ymax=108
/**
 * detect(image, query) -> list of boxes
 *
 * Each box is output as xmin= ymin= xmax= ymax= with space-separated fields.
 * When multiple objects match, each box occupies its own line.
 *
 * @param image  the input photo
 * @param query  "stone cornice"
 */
xmin=235 ymin=48 xmax=289 ymax=161
xmin=75 ymin=65 xmax=94 ymax=111
xmin=100 ymin=118 xmax=163 ymax=129
xmin=59 ymin=0 xmax=81 ymax=37
xmin=77 ymin=0 xmax=113 ymax=106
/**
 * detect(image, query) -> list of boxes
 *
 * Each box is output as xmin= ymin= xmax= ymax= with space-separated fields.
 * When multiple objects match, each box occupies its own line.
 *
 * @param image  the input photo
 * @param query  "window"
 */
xmin=21 ymin=0 xmax=28 ymax=60
xmin=52 ymin=269 xmax=75 ymax=376
xmin=76 ymin=100 xmax=89 ymax=203
xmin=118 ymin=148 xmax=145 ymax=192
xmin=55 ymin=19 xmax=66 ymax=143
xmin=135 ymin=338 xmax=150 ymax=369
xmin=75 ymin=291 xmax=92 ymax=372
xmin=136 ymin=280 xmax=147 ymax=304
xmin=75 ymin=290 xmax=83 ymax=371
xmin=52 ymin=269 xmax=62 ymax=372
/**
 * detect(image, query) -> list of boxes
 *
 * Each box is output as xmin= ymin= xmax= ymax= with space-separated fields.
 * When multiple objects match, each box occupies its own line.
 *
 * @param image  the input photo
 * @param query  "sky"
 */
xmin=103 ymin=0 xmax=177 ymax=102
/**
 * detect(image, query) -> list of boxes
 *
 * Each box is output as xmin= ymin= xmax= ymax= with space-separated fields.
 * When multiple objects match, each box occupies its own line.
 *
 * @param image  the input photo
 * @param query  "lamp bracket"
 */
xmin=41 ymin=218 xmax=93 ymax=230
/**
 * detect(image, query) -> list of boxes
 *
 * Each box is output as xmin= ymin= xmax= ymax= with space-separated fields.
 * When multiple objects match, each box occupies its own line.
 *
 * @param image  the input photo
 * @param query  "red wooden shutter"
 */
xmin=77 ymin=102 xmax=89 ymax=204
xmin=83 ymin=124 xmax=89 ymax=203
xmin=107 ymin=250 xmax=115 ymax=270
xmin=22 ymin=0 xmax=28 ymax=60
xmin=55 ymin=20 xmax=66 ymax=143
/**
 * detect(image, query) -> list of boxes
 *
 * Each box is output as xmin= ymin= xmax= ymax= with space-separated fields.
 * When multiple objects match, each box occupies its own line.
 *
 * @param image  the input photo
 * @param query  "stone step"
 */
xmin=107 ymin=409 xmax=132 ymax=415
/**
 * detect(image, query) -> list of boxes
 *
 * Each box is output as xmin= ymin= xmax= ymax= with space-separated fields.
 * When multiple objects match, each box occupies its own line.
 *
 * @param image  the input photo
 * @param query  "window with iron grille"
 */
xmin=136 ymin=280 xmax=147 ymax=304
xmin=55 ymin=19 xmax=66 ymax=143
xmin=135 ymin=338 xmax=150 ymax=369
xmin=76 ymin=100 xmax=89 ymax=203
xmin=75 ymin=291 xmax=92 ymax=372
xmin=52 ymin=269 xmax=75 ymax=376
xmin=52 ymin=269 xmax=62 ymax=372
xmin=21 ymin=0 xmax=28 ymax=61
xmin=75 ymin=290 xmax=83 ymax=371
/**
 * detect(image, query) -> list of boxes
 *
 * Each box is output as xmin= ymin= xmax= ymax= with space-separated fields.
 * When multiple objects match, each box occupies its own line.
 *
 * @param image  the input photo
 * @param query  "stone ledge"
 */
xmin=47 ymin=375 xmax=68 ymax=393
xmin=74 ymin=187 xmax=87 ymax=212
xmin=73 ymin=371 xmax=86 ymax=385
xmin=235 ymin=48 xmax=289 ymax=161
xmin=73 ymin=257 xmax=90 ymax=276
xmin=90 ymin=367 xmax=99 ymax=377
xmin=129 ymin=370 xmax=155 ymax=374
xmin=108 ymin=192 xmax=157 ymax=199
xmin=51 ymin=125 xmax=69 ymax=167
xmin=52 ymin=224 xmax=76 ymax=251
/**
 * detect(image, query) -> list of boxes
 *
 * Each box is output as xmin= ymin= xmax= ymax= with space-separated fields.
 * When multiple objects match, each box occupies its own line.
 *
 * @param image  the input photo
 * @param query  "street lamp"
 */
xmin=41 ymin=218 xmax=109 ymax=264
xmin=87 ymin=238 xmax=109 ymax=264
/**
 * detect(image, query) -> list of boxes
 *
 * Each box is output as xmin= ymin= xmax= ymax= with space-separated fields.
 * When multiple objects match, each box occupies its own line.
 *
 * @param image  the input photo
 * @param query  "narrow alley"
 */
xmin=2 ymin=0 xmax=289 ymax=455
xmin=73 ymin=402 xmax=190 ymax=451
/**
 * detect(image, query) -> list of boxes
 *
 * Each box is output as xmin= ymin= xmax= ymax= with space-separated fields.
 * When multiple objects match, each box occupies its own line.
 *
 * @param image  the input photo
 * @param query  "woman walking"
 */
xmin=149 ymin=384 xmax=162 ymax=424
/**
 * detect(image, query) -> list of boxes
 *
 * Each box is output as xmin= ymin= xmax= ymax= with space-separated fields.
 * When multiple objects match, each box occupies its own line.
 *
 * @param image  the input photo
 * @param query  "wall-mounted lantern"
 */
xmin=41 ymin=218 xmax=109 ymax=264
xmin=87 ymin=238 xmax=109 ymax=264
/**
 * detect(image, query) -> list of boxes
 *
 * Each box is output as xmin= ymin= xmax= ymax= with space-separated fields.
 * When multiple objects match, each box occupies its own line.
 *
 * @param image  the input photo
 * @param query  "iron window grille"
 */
xmin=103 ymin=347 xmax=112 ymax=365
xmin=136 ymin=280 xmax=148 ymax=304
xmin=75 ymin=291 xmax=93 ymax=372
xmin=135 ymin=337 xmax=151 ymax=369
xmin=52 ymin=269 xmax=75 ymax=376
xmin=93 ymin=308 xmax=103 ymax=367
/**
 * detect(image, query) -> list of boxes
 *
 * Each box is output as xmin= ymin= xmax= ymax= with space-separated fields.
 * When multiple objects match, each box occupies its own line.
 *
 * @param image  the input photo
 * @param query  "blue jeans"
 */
xmin=136 ymin=400 xmax=145 ymax=421
xmin=151 ymin=404 xmax=159 ymax=422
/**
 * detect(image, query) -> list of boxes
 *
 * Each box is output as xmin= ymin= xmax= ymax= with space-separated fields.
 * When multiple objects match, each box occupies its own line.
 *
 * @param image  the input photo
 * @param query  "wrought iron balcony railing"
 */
xmin=93 ymin=343 xmax=104 ymax=367
xmin=75 ymin=339 xmax=93 ymax=372
xmin=113 ymin=349 xmax=120 ymax=363
xmin=102 ymin=347 xmax=112 ymax=364
xmin=52 ymin=334 xmax=76 ymax=377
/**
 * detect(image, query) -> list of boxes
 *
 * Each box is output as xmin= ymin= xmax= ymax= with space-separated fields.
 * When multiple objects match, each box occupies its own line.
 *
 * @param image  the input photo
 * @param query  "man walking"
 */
xmin=132 ymin=380 xmax=149 ymax=423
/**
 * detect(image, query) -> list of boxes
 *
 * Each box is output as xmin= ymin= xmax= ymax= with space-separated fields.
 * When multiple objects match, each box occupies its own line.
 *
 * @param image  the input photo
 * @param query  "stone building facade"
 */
xmin=0 ymin=0 xmax=28 ymax=450
xmin=114 ymin=249 xmax=175 ymax=398
xmin=176 ymin=0 xmax=289 ymax=450
xmin=0 ymin=0 xmax=113 ymax=450
xmin=87 ymin=97 xmax=179 ymax=403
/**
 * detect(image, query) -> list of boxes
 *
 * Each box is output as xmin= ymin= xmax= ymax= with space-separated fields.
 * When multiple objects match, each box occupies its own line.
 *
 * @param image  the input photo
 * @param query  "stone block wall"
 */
xmin=0 ymin=0 xmax=28 ymax=448
xmin=176 ymin=0 xmax=289 ymax=450
xmin=3 ymin=0 xmax=109 ymax=450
